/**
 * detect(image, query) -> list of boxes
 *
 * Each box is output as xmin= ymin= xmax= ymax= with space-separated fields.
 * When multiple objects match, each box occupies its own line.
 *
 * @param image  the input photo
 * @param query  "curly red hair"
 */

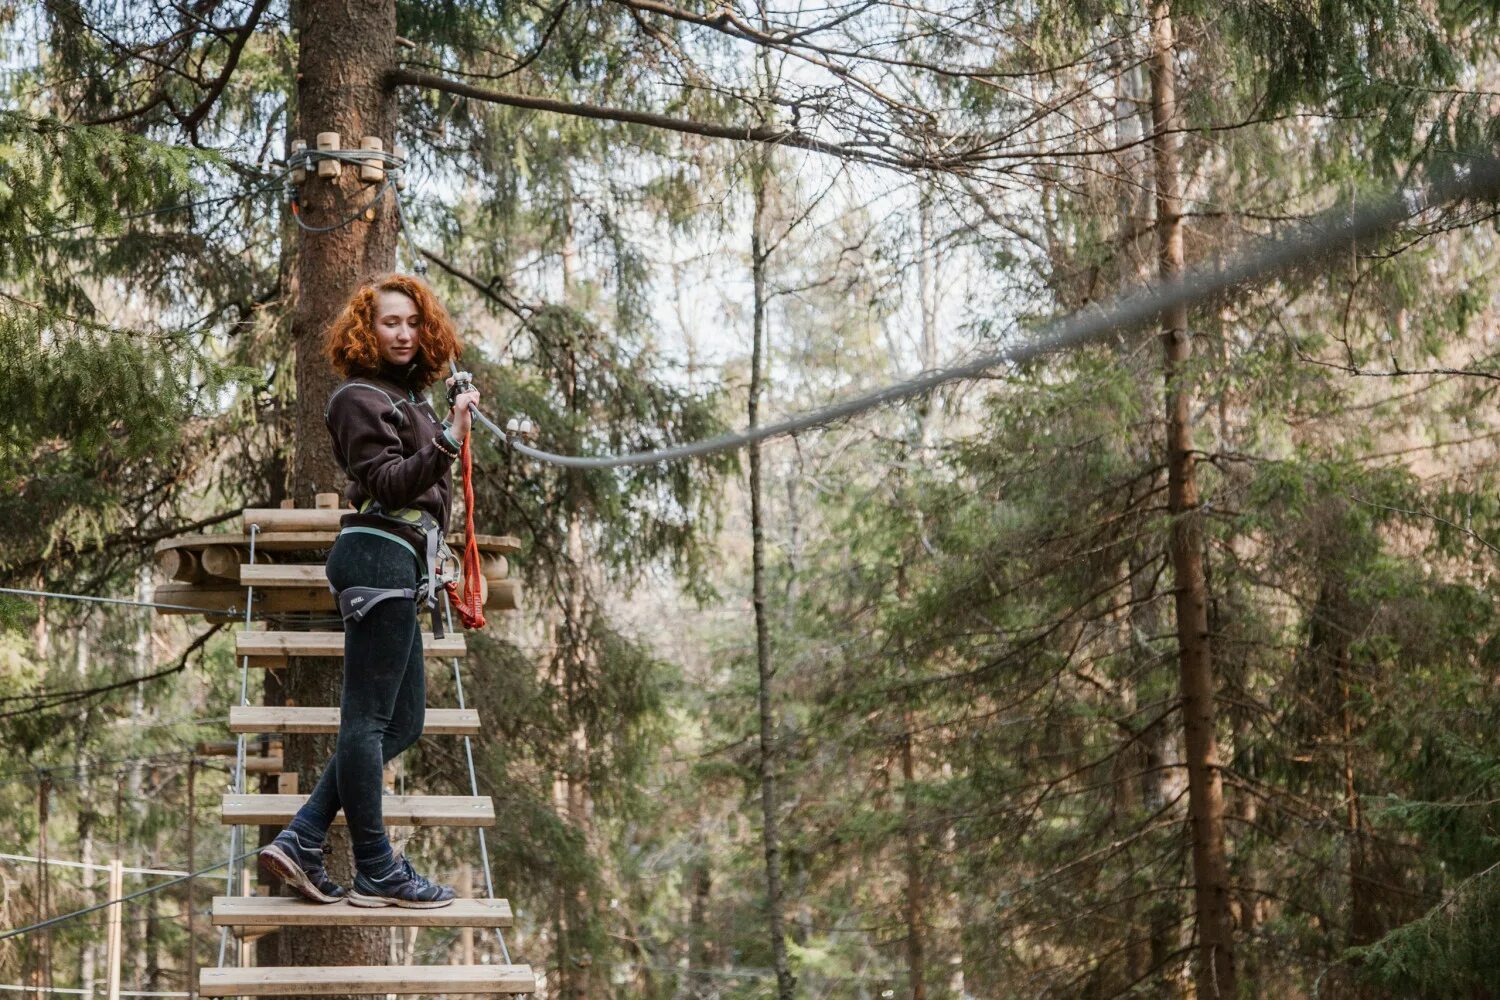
xmin=324 ymin=274 xmax=461 ymax=389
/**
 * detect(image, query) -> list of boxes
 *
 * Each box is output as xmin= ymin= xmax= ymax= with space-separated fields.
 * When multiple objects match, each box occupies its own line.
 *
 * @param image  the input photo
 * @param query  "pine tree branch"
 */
xmin=386 ymin=66 xmax=950 ymax=171
xmin=1 ymin=508 xmax=243 ymax=581
xmin=0 ymin=625 xmax=223 ymax=717
xmin=416 ymin=245 xmax=534 ymax=322
xmin=177 ymin=0 xmax=274 ymax=139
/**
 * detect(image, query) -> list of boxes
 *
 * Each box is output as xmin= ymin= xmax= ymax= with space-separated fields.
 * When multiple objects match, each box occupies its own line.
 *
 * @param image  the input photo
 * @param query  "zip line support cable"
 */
xmin=0 ymin=985 xmax=191 ymax=996
xmin=437 ymin=152 xmax=1500 ymax=470
xmin=0 ymin=849 xmax=264 ymax=944
xmin=0 ymin=853 xmax=190 ymax=878
xmin=0 ymin=586 xmax=232 ymax=616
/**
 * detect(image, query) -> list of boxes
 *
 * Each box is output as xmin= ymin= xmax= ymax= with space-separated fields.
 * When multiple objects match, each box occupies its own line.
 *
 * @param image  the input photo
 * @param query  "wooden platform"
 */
xmin=199 ymin=964 xmax=536 ymax=996
xmin=236 ymin=506 xmax=520 ymax=552
xmin=156 ymin=527 xmax=521 ymax=556
xmin=221 ymin=794 xmax=495 ymax=827
xmin=211 ymin=895 xmax=514 ymax=927
xmin=228 ymin=706 xmax=481 ymax=736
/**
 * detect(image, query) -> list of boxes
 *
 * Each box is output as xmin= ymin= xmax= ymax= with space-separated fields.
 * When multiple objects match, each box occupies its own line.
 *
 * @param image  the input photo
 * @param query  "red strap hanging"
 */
xmin=444 ymin=433 xmax=487 ymax=630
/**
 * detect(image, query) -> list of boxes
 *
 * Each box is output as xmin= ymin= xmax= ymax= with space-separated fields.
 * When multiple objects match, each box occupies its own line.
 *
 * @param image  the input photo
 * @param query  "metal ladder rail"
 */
xmin=440 ymin=593 xmax=516 ymax=972
xmin=217 ymin=524 xmax=260 ymax=969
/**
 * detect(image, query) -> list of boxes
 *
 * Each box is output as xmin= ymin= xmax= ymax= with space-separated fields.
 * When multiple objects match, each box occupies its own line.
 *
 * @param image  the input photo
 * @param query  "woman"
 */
xmin=260 ymin=273 xmax=479 ymax=909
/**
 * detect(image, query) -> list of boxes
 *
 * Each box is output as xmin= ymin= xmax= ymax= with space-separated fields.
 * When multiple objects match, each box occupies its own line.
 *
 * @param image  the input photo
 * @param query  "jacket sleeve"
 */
xmin=326 ymin=385 xmax=455 ymax=511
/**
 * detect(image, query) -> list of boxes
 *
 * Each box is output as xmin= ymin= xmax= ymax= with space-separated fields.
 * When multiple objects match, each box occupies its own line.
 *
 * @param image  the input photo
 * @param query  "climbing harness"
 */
xmin=329 ymin=500 xmax=462 ymax=638
xmin=321 ymin=368 xmax=485 ymax=637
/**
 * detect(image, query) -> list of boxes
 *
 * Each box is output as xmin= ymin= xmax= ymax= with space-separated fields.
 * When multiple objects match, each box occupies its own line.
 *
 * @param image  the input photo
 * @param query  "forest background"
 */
xmin=5 ymin=0 xmax=1500 ymax=997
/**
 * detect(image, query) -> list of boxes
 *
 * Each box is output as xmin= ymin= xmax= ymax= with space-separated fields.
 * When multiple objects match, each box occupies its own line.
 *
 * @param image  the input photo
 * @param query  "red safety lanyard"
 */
xmin=444 ymin=433 xmax=487 ymax=630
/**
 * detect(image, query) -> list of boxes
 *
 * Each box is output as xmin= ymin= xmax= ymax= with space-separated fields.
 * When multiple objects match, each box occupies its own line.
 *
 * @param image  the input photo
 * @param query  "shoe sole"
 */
xmin=348 ymin=890 xmax=455 ymax=909
xmin=260 ymin=844 xmax=344 ymax=905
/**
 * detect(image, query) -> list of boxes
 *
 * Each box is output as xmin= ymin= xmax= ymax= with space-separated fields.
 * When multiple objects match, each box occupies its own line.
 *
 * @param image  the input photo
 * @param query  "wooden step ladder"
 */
xmin=161 ymin=496 xmax=533 ymax=997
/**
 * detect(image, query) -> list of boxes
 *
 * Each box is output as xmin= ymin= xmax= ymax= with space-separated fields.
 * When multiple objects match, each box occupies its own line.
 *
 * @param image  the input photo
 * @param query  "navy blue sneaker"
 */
xmin=348 ymin=855 xmax=456 ymax=909
xmin=259 ymin=829 xmax=347 ymax=904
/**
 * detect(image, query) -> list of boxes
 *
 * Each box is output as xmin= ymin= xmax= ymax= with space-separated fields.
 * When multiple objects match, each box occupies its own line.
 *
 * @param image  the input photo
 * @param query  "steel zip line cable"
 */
xmin=0 ymin=585 xmax=232 ymax=615
xmin=426 ymin=155 xmax=1500 ymax=469
xmin=0 ymin=848 xmax=264 ymax=943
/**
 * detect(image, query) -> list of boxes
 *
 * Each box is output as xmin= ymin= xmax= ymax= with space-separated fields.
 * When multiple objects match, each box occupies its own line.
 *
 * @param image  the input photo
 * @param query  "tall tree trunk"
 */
xmin=686 ymin=839 xmax=712 ymax=1000
xmin=901 ymin=727 xmax=927 ymax=1000
xmin=78 ymin=771 xmax=97 ymax=995
xmin=1147 ymin=4 xmax=1237 ymax=996
xmin=279 ymin=0 xmax=399 ymax=991
xmin=749 ymin=157 xmax=795 ymax=1000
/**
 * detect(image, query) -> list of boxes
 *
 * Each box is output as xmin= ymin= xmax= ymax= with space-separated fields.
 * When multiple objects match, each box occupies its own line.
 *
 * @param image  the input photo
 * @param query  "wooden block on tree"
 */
xmin=200 ymin=964 xmax=536 ymax=996
xmin=228 ymin=706 xmax=481 ymax=736
xmin=477 ymin=553 xmax=508 ymax=579
xmin=487 ymin=577 xmax=520 ymax=611
xmin=201 ymin=545 xmax=252 ymax=580
xmin=236 ymin=631 xmax=466 ymax=660
xmin=154 ymin=547 xmax=203 ymax=583
xmin=210 ymin=896 xmax=513 ymax=927
xmin=243 ymin=755 xmax=284 ymax=774
xmin=220 ymin=794 xmax=495 ymax=827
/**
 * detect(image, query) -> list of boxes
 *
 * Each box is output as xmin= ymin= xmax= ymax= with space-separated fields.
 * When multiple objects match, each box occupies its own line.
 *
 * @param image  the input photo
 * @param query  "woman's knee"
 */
xmin=337 ymin=714 xmax=385 ymax=760
xmin=383 ymin=713 xmax=424 ymax=760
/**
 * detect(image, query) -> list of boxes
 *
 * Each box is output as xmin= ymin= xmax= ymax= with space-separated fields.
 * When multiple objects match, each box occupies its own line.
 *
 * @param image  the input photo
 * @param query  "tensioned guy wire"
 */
xmin=0 ymin=848 xmax=263 ymax=943
xmin=444 ymin=155 xmax=1500 ymax=470
xmin=0 ymin=585 xmax=229 ymax=615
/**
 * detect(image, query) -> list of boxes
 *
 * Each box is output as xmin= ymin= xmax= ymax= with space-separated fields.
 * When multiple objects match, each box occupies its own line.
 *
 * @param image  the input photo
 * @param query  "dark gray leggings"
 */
xmin=286 ymin=530 xmax=425 ymax=874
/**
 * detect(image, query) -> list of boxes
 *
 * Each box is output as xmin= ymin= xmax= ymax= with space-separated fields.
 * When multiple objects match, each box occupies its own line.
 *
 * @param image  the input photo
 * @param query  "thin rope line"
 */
xmin=452 ymin=154 xmax=1500 ymax=469
xmin=0 ymin=986 xmax=191 ymax=997
xmin=291 ymin=175 xmax=396 ymax=234
xmin=23 ymin=182 xmax=282 ymax=244
xmin=0 ymin=849 xmax=262 ymax=943
xmin=0 ymin=586 xmax=236 ymax=615
xmin=0 ymin=852 xmax=189 ymax=877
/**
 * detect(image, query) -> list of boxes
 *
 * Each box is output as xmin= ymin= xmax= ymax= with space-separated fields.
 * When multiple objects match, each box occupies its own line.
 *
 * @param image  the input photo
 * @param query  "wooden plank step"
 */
xmin=200 ymin=964 xmax=535 ymax=996
xmin=240 ymin=564 xmax=328 ymax=587
xmin=228 ymin=706 xmax=481 ymax=736
xmin=212 ymin=895 xmax=513 ymax=927
xmin=221 ymin=794 xmax=495 ymax=827
xmin=236 ymin=630 xmax=466 ymax=660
